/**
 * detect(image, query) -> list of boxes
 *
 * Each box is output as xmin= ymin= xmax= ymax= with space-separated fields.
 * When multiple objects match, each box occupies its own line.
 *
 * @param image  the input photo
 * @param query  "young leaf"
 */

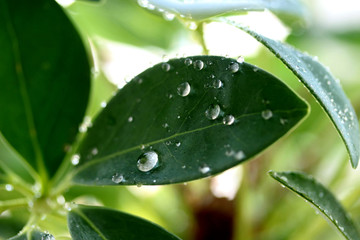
xmin=269 ymin=171 xmax=360 ymax=240
xmin=8 ymin=231 xmax=54 ymax=240
xmin=72 ymin=56 xmax=308 ymax=186
xmin=143 ymin=0 xmax=307 ymax=24
xmin=0 ymin=0 xmax=90 ymax=177
xmin=68 ymin=205 xmax=180 ymax=240
xmin=225 ymin=21 xmax=360 ymax=168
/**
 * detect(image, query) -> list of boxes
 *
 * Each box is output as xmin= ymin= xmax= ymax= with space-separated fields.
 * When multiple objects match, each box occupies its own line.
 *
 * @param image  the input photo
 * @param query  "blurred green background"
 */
xmin=7 ymin=0 xmax=359 ymax=239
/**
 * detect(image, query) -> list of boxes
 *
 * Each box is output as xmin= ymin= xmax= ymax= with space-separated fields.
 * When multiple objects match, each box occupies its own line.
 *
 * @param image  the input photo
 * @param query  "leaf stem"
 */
xmin=195 ymin=22 xmax=209 ymax=55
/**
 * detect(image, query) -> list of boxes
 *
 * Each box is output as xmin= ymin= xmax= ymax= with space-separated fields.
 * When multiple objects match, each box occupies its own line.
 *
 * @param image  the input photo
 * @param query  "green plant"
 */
xmin=1 ymin=0 xmax=360 ymax=239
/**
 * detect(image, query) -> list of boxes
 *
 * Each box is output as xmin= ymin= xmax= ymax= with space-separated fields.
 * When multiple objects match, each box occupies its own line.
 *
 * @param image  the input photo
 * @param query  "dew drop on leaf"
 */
xmin=234 ymin=150 xmax=245 ymax=160
xmin=212 ymin=79 xmax=223 ymax=89
xmin=223 ymin=115 xmax=235 ymax=125
xmin=163 ymin=11 xmax=175 ymax=21
xmin=261 ymin=109 xmax=273 ymax=120
xmin=237 ymin=56 xmax=245 ymax=63
xmin=205 ymin=104 xmax=221 ymax=120
xmin=184 ymin=58 xmax=192 ymax=66
xmin=177 ymin=82 xmax=191 ymax=97
xmin=5 ymin=184 xmax=13 ymax=192
xmin=41 ymin=233 xmax=55 ymax=240
xmin=193 ymin=60 xmax=204 ymax=71
xmin=128 ymin=116 xmax=133 ymax=122
xmin=100 ymin=101 xmax=107 ymax=108
xmin=112 ymin=173 xmax=124 ymax=184
xmin=199 ymin=164 xmax=211 ymax=174
xmin=71 ymin=154 xmax=80 ymax=166
xmin=91 ymin=148 xmax=98 ymax=155
xmin=137 ymin=151 xmax=159 ymax=172
xmin=175 ymin=141 xmax=181 ymax=147
xmin=161 ymin=63 xmax=171 ymax=72
xmin=229 ymin=62 xmax=239 ymax=73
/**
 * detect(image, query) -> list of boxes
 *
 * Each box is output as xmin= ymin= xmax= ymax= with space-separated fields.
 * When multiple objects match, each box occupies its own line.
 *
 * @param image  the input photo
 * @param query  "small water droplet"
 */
xmin=5 ymin=184 xmax=13 ymax=192
xmin=182 ymin=165 xmax=186 ymax=169
xmin=100 ymin=101 xmax=107 ymax=108
xmin=199 ymin=164 xmax=210 ymax=174
xmin=205 ymin=104 xmax=221 ymax=120
xmin=71 ymin=154 xmax=80 ymax=166
xmin=128 ymin=116 xmax=133 ymax=122
xmin=184 ymin=58 xmax=192 ymax=66
xmin=163 ymin=11 xmax=175 ymax=21
xmin=212 ymin=79 xmax=223 ymax=89
xmin=136 ymin=183 xmax=143 ymax=188
xmin=262 ymin=110 xmax=273 ymax=120
xmin=188 ymin=21 xmax=198 ymax=30
xmin=140 ymin=145 xmax=145 ymax=150
xmin=41 ymin=233 xmax=55 ymax=240
xmin=280 ymin=176 xmax=288 ymax=182
xmin=136 ymin=78 xmax=143 ymax=84
xmin=229 ymin=62 xmax=239 ymax=73
xmin=162 ymin=62 xmax=171 ymax=72
xmin=162 ymin=123 xmax=169 ymax=128
xmin=234 ymin=151 xmax=245 ymax=160
xmin=223 ymin=115 xmax=235 ymax=125
xmin=253 ymin=68 xmax=258 ymax=72
xmin=177 ymin=82 xmax=191 ymax=97
xmin=112 ymin=173 xmax=124 ymax=184
xmin=193 ymin=60 xmax=204 ymax=71
xmin=137 ymin=151 xmax=159 ymax=172
xmin=91 ymin=148 xmax=98 ymax=155
xmin=175 ymin=141 xmax=181 ymax=147
xmin=237 ymin=56 xmax=245 ymax=63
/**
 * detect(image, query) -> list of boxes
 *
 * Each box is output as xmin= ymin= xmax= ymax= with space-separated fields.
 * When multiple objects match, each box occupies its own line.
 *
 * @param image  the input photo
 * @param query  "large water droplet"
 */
xmin=162 ymin=62 xmax=171 ymax=72
xmin=261 ymin=110 xmax=273 ymax=120
xmin=137 ymin=151 xmax=159 ymax=172
xmin=112 ymin=173 xmax=124 ymax=184
xmin=184 ymin=58 xmax=192 ymax=66
xmin=71 ymin=154 xmax=80 ymax=166
xmin=223 ymin=115 xmax=235 ymax=125
xmin=193 ymin=60 xmax=204 ymax=71
xmin=212 ymin=79 xmax=223 ymax=89
xmin=177 ymin=82 xmax=191 ymax=97
xmin=229 ymin=62 xmax=239 ymax=73
xmin=205 ymin=104 xmax=221 ymax=120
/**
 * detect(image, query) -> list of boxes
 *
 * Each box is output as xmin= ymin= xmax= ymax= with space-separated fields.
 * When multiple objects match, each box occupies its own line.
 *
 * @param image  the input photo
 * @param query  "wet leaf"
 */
xmin=68 ymin=205 xmax=180 ymax=240
xmin=270 ymin=171 xmax=360 ymax=240
xmin=0 ymin=0 xmax=90 ymax=176
xmin=226 ymin=21 xmax=360 ymax=168
xmin=8 ymin=231 xmax=53 ymax=240
xmin=72 ymin=56 xmax=308 ymax=185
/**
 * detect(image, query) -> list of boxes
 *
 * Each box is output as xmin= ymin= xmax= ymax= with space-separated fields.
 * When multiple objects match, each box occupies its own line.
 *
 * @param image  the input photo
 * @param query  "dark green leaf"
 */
xmin=226 ymin=21 xmax=360 ymax=168
xmin=8 ymin=231 xmax=54 ymax=240
xmin=0 ymin=0 xmax=90 ymax=176
xmin=269 ymin=171 xmax=360 ymax=240
xmin=68 ymin=205 xmax=180 ymax=240
xmin=0 ymin=218 xmax=24 ymax=239
xmin=72 ymin=56 xmax=308 ymax=186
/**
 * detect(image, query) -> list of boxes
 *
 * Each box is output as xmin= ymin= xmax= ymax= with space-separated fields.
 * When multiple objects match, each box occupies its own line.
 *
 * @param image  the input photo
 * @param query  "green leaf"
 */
xmin=0 ymin=219 xmax=24 ymax=240
xmin=8 ymin=231 xmax=54 ymax=240
xmin=68 ymin=205 xmax=180 ymax=240
xmin=0 ymin=0 xmax=90 ymax=177
xmin=225 ymin=21 xmax=360 ymax=168
xmin=144 ymin=0 xmax=307 ymax=25
xmin=269 ymin=171 xmax=360 ymax=240
xmin=66 ymin=0 xmax=184 ymax=49
xmin=72 ymin=56 xmax=308 ymax=186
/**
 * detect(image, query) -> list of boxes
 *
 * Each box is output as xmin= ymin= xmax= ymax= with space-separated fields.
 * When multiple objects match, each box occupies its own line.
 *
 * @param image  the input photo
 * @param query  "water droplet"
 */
xmin=234 ymin=151 xmax=245 ymax=160
xmin=225 ymin=149 xmax=235 ymax=157
xmin=188 ymin=21 xmax=198 ymax=30
xmin=71 ymin=154 xmax=80 ymax=166
xmin=212 ymin=79 xmax=223 ymax=89
xmin=5 ymin=184 xmax=13 ymax=192
xmin=56 ymin=195 xmax=65 ymax=205
xmin=184 ymin=58 xmax=192 ymax=66
xmin=280 ymin=118 xmax=288 ymax=125
xmin=261 ymin=110 xmax=273 ymax=120
xmin=91 ymin=148 xmax=98 ymax=155
xmin=223 ymin=115 xmax=235 ymax=125
xmin=175 ymin=141 xmax=181 ymax=147
xmin=128 ymin=116 xmax=133 ymax=122
xmin=136 ymin=78 xmax=143 ymax=84
xmin=280 ymin=176 xmax=288 ymax=182
xmin=140 ymin=145 xmax=145 ymax=150
xmin=162 ymin=62 xmax=171 ymax=72
xmin=229 ymin=62 xmax=239 ymax=73
xmin=136 ymin=183 xmax=143 ymax=188
xmin=237 ymin=56 xmax=245 ymax=63
xmin=205 ymin=104 xmax=221 ymax=120
xmin=199 ymin=164 xmax=210 ymax=174
xmin=163 ymin=11 xmax=175 ymax=21
xmin=100 ymin=101 xmax=107 ymax=108
xmin=41 ymin=233 xmax=55 ymax=240
xmin=112 ymin=173 xmax=124 ymax=184
xmin=253 ymin=68 xmax=258 ymax=72
xmin=162 ymin=123 xmax=169 ymax=128
xmin=137 ymin=151 xmax=159 ymax=172
xmin=177 ymin=82 xmax=191 ymax=97
xmin=193 ymin=60 xmax=204 ymax=71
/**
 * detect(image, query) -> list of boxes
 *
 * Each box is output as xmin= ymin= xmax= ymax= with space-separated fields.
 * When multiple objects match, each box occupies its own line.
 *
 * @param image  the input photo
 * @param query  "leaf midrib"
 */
xmin=73 ymin=208 xmax=108 ymax=240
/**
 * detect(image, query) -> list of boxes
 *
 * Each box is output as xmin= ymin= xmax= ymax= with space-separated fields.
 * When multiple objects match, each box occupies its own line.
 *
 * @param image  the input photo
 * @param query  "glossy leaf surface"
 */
xmin=0 ymin=0 xmax=90 ymax=176
xmin=145 ymin=0 xmax=307 ymax=24
xmin=68 ymin=205 xmax=180 ymax=240
xmin=270 ymin=171 xmax=360 ymax=240
xmin=73 ymin=56 xmax=308 ymax=186
xmin=226 ymin=21 xmax=360 ymax=168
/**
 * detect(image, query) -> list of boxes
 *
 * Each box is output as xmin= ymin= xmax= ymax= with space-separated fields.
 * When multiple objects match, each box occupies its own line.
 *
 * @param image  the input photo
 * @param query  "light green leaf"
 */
xmin=0 ymin=0 xmax=90 ymax=177
xmin=269 ymin=171 xmax=360 ymax=240
xmin=8 ymin=231 xmax=54 ymax=240
xmin=68 ymin=205 xmax=180 ymax=240
xmin=144 ymin=0 xmax=307 ymax=25
xmin=72 ymin=56 xmax=308 ymax=186
xmin=225 ymin=20 xmax=360 ymax=168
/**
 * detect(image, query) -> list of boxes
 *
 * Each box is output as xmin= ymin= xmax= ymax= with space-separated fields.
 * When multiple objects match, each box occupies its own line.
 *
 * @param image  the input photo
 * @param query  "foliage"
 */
xmin=0 ymin=0 xmax=359 ymax=239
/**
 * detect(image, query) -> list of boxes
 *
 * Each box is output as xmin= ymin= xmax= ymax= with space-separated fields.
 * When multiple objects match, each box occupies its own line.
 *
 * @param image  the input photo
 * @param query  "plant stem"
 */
xmin=195 ymin=22 xmax=209 ymax=55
